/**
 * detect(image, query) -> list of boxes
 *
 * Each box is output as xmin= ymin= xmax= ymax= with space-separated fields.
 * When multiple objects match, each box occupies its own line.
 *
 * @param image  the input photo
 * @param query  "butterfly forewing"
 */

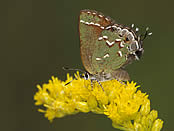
xmin=79 ymin=10 xmax=113 ymax=74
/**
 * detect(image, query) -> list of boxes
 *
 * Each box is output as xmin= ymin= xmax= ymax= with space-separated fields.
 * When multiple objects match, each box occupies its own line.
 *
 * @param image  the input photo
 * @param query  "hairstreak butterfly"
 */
xmin=78 ymin=9 xmax=152 ymax=90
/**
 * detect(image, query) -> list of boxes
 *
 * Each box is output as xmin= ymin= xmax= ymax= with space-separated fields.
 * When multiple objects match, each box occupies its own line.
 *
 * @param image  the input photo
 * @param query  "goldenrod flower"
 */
xmin=34 ymin=72 xmax=163 ymax=131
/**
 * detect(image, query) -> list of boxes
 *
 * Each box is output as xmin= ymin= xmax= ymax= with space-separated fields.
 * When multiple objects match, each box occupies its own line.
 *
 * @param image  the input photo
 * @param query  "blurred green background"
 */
xmin=4 ymin=0 xmax=173 ymax=130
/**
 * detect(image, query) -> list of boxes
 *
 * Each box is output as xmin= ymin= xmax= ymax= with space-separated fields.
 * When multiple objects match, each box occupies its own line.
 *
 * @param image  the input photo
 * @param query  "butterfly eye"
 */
xmin=135 ymin=50 xmax=143 ymax=59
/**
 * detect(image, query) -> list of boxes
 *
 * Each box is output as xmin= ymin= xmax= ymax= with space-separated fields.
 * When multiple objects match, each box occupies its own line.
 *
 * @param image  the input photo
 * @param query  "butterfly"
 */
xmin=78 ymin=9 xmax=152 ymax=90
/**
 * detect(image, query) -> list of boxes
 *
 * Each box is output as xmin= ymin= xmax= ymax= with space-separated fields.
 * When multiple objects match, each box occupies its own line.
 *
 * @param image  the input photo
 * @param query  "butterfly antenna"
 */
xmin=131 ymin=23 xmax=135 ymax=28
xmin=135 ymin=27 xmax=139 ymax=33
xmin=64 ymin=73 xmax=85 ymax=86
xmin=62 ymin=67 xmax=85 ymax=73
xmin=130 ymin=23 xmax=135 ymax=30
xmin=141 ymin=27 xmax=152 ymax=41
xmin=63 ymin=67 xmax=85 ymax=86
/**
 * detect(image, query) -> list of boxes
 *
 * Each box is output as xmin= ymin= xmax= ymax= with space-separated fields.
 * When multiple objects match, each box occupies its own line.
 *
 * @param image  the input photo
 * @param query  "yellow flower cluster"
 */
xmin=34 ymin=72 xmax=163 ymax=131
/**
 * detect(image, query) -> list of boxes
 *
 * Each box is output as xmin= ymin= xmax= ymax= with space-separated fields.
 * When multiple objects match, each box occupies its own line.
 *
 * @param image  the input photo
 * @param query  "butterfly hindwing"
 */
xmin=91 ymin=28 xmax=130 ymax=74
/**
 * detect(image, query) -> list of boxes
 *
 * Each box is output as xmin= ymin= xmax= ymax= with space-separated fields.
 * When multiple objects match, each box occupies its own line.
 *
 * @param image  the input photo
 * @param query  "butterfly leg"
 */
xmin=90 ymin=79 xmax=104 ymax=91
xmin=90 ymin=79 xmax=94 ymax=90
xmin=96 ymin=79 xmax=104 ymax=91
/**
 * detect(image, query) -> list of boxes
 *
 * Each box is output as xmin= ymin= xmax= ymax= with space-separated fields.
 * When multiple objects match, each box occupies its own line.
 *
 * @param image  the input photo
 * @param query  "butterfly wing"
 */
xmin=79 ymin=10 xmax=113 ymax=74
xmin=91 ymin=28 xmax=130 ymax=74
xmin=79 ymin=10 xmax=137 ymax=79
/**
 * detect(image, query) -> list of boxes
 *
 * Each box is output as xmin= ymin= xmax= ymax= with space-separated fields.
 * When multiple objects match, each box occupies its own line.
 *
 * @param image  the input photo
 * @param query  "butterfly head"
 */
xmin=128 ymin=26 xmax=152 ymax=60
